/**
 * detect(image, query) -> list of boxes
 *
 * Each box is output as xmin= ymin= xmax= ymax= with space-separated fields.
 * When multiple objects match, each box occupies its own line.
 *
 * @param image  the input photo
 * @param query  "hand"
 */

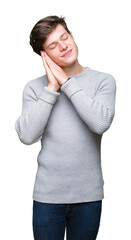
xmin=40 ymin=51 xmax=60 ymax=89
xmin=40 ymin=51 xmax=68 ymax=86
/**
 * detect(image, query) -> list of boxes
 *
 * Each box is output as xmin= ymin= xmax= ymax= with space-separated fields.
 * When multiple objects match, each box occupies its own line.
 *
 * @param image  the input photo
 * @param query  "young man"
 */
xmin=15 ymin=15 xmax=117 ymax=240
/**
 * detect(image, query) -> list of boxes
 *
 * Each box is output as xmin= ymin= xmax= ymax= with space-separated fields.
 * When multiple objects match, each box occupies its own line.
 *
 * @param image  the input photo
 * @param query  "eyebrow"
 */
xmin=46 ymin=32 xmax=67 ymax=48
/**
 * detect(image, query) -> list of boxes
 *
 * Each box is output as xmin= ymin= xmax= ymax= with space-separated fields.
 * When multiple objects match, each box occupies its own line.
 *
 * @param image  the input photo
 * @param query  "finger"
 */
xmin=43 ymin=54 xmax=55 ymax=73
xmin=43 ymin=51 xmax=61 ymax=75
xmin=43 ymin=51 xmax=58 ymax=69
xmin=40 ymin=51 xmax=57 ymax=82
xmin=41 ymin=51 xmax=50 ymax=74
xmin=41 ymin=51 xmax=47 ymax=66
xmin=44 ymin=57 xmax=56 ymax=76
xmin=43 ymin=53 xmax=58 ymax=73
xmin=41 ymin=51 xmax=50 ymax=67
xmin=40 ymin=50 xmax=45 ymax=59
xmin=41 ymin=51 xmax=61 ymax=82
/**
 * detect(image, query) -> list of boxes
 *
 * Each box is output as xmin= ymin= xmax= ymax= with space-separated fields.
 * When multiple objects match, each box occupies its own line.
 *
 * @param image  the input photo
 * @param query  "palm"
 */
xmin=46 ymin=65 xmax=60 ymax=87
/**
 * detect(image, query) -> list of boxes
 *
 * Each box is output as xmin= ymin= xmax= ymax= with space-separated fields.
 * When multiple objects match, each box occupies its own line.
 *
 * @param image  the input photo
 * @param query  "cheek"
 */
xmin=70 ymin=40 xmax=78 ymax=55
xmin=48 ymin=53 xmax=60 ymax=65
xmin=46 ymin=51 xmax=58 ymax=62
xmin=73 ymin=41 xmax=78 ymax=51
xmin=71 ymin=43 xmax=78 ymax=58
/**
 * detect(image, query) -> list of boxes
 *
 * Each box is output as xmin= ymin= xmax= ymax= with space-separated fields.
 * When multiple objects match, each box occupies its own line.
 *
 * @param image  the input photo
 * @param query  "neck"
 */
xmin=61 ymin=59 xmax=86 ymax=77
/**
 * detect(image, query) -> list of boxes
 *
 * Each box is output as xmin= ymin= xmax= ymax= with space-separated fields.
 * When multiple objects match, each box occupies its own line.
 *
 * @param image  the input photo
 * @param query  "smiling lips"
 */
xmin=62 ymin=49 xmax=72 ymax=57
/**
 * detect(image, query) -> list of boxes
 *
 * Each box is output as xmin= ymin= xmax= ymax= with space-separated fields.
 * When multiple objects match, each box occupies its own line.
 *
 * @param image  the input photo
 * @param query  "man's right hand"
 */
xmin=40 ymin=51 xmax=60 ymax=92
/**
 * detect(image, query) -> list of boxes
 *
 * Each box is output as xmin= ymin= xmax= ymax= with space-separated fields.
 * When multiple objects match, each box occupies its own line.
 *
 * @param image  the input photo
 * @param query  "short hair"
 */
xmin=29 ymin=15 xmax=71 ymax=56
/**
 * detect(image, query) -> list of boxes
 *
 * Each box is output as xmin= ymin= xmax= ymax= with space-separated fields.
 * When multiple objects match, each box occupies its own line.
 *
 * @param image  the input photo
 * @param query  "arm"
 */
xmin=15 ymin=83 xmax=60 ymax=145
xmin=60 ymin=75 xmax=117 ymax=135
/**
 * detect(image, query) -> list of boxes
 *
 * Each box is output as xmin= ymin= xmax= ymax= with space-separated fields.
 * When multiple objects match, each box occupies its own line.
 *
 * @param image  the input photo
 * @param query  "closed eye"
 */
xmin=48 ymin=33 xmax=68 ymax=49
xmin=49 ymin=43 xmax=57 ymax=49
xmin=61 ymin=33 xmax=68 ymax=40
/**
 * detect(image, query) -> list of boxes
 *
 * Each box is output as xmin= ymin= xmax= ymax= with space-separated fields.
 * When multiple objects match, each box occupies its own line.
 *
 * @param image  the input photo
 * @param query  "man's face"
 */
xmin=43 ymin=24 xmax=78 ymax=67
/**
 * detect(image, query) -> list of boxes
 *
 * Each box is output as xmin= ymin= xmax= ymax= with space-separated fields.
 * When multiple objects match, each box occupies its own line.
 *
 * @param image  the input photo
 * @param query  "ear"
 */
xmin=70 ymin=31 xmax=74 ymax=39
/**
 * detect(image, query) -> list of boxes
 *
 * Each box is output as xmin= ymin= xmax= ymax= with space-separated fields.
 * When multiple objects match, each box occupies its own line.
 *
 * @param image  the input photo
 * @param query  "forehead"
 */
xmin=44 ymin=24 xmax=68 ymax=45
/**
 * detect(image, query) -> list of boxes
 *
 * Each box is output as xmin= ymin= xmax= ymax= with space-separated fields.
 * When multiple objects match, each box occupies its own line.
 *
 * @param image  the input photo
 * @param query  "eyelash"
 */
xmin=49 ymin=35 xmax=68 ymax=49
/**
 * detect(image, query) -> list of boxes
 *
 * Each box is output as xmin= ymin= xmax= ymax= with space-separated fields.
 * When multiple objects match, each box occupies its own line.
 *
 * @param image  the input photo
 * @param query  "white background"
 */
xmin=0 ymin=0 xmax=131 ymax=239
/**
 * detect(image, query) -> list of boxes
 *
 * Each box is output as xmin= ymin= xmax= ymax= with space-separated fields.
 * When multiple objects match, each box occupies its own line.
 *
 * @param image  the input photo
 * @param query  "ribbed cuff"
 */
xmin=60 ymin=77 xmax=83 ymax=98
xmin=39 ymin=86 xmax=60 ymax=105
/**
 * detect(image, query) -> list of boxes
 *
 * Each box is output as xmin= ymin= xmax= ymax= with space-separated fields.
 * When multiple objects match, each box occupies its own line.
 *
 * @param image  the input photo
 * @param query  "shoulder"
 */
xmin=89 ymin=67 xmax=115 ymax=80
xmin=23 ymin=74 xmax=47 ymax=98
xmin=89 ymin=68 xmax=117 ymax=90
xmin=25 ymin=74 xmax=47 ymax=88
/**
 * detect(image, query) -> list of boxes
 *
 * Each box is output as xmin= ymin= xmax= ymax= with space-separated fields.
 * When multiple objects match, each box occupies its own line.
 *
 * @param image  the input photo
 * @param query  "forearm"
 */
xmin=15 ymin=86 xmax=60 ymax=144
xmin=61 ymin=77 xmax=116 ymax=135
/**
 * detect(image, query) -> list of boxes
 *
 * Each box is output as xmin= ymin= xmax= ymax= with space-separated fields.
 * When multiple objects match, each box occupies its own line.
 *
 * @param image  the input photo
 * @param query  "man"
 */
xmin=15 ymin=15 xmax=116 ymax=240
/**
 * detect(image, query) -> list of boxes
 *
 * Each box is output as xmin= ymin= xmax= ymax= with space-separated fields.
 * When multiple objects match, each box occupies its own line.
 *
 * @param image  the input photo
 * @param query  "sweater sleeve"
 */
xmin=60 ymin=75 xmax=116 ymax=135
xmin=15 ymin=83 xmax=60 ymax=145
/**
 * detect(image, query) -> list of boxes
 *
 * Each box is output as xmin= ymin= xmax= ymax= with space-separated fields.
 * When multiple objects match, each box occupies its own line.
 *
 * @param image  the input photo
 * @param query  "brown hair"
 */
xmin=29 ymin=15 xmax=71 ymax=56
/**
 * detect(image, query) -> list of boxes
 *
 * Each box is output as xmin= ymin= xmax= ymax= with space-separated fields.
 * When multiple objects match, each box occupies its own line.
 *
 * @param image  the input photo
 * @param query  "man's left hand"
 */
xmin=41 ymin=51 xmax=68 ymax=86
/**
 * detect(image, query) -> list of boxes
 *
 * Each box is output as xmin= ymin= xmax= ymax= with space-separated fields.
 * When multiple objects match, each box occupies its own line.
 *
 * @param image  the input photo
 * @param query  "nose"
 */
xmin=58 ymin=42 xmax=67 ymax=51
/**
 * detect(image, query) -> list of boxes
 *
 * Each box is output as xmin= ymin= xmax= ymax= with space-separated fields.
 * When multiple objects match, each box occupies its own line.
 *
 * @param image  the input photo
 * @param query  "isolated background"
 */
xmin=1 ymin=0 xmax=131 ymax=239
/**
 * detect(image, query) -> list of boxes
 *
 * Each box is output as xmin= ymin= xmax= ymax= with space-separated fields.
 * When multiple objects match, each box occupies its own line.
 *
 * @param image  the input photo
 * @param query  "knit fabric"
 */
xmin=15 ymin=66 xmax=116 ymax=203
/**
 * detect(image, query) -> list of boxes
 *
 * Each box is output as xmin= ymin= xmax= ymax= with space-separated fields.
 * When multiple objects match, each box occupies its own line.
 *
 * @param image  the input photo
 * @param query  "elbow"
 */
xmin=19 ymin=133 xmax=42 ymax=145
xmin=92 ymin=125 xmax=110 ymax=135
xmin=15 ymin=121 xmax=35 ymax=145
xmin=90 ymin=111 xmax=115 ymax=135
xmin=16 ymin=130 xmax=35 ymax=145
xmin=19 ymin=136 xmax=35 ymax=145
xmin=15 ymin=119 xmax=43 ymax=145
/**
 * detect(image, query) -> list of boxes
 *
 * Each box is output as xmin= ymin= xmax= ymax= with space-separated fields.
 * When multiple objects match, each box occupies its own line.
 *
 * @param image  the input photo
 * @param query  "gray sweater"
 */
xmin=15 ymin=66 xmax=116 ymax=203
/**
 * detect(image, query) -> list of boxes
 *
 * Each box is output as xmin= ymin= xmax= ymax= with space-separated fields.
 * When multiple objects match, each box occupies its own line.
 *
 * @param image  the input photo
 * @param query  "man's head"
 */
xmin=29 ymin=15 xmax=78 ymax=67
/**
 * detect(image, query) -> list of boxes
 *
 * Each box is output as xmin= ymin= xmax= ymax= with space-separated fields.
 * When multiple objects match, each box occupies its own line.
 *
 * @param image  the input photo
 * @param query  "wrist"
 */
xmin=47 ymin=84 xmax=60 ymax=92
xmin=61 ymin=77 xmax=71 ymax=86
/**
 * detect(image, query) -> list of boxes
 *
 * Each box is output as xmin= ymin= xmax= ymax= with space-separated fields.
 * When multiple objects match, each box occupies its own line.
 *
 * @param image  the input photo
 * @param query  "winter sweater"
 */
xmin=15 ymin=66 xmax=116 ymax=203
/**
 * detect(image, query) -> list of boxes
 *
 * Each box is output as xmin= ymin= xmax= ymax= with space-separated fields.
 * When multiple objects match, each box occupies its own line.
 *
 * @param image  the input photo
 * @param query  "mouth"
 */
xmin=61 ymin=49 xmax=72 ymax=57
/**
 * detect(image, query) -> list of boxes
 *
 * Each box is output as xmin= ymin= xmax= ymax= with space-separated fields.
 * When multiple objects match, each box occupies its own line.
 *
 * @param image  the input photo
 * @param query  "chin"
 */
xmin=58 ymin=55 xmax=78 ymax=67
xmin=59 ymin=61 xmax=76 ymax=68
